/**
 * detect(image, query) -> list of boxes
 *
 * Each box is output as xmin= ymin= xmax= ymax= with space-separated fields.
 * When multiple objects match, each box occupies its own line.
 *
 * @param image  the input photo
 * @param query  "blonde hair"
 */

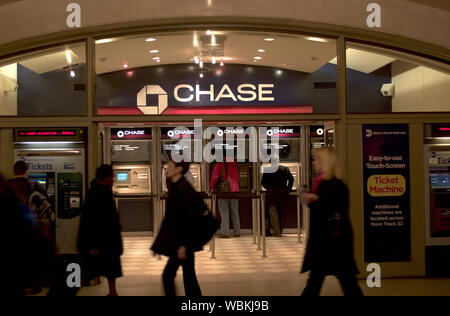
xmin=315 ymin=147 xmax=341 ymax=180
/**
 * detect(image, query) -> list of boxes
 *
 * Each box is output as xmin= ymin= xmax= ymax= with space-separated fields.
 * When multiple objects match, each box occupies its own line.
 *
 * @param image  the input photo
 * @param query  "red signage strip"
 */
xmin=98 ymin=105 xmax=312 ymax=115
xmin=18 ymin=130 xmax=76 ymax=137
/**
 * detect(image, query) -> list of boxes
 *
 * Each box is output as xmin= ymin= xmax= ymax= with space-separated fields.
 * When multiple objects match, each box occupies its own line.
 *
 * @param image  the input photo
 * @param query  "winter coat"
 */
xmin=301 ymin=178 xmax=359 ymax=275
xmin=210 ymin=162 xmax=240 ymax=193
xmin=78 ymin=180 xmax=123 ymax=257
xmin=152 ymin=176 xmax=209 ymax=256
xmin=261 ymin=165 xmax=294 ymax=203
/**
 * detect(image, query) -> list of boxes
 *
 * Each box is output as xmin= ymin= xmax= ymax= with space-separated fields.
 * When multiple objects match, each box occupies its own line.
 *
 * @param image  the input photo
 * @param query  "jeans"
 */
xmin=162 ymin=253 xmax=202 ymax=297
xmin=218 ymin=198 xmax=240 ymax=235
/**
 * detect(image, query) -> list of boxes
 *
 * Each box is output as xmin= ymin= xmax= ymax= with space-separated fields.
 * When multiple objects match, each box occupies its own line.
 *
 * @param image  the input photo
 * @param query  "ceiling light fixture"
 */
xmin=152 ymin=57 xmax=160 ymax=60
xmin=193 ymin=38 xmax=199 ymax=47
xmin=258 ymin=49 xmax=266 ymax=53
xmin=211 ymin=34 xmax=216 ymax=45
xmin=123 ymin=63 xmax=129 ymax=68
xmin=70 ymin=70 xmax=75 ymax=78
xmin=95 ymin=39 xmax=112 ymax=44
xmin=194 ymin=56 xmax=199 ymax=64
xmin=199 ymin=61 xmax=204 ymax=68
xmin=306 ymin=37 xmax=328 ymax=43
xmin=206 ymin=30 xmax=212 ymax=35
xmin=254 ymin=56 xmax=262 ymax=60
xmin=156 ymin=59 xmax=161 ymax=63
xmin=220 ymin=62 xmax=224 ymax=67
xmin=264 ymin=37 xmax=275 ymax=41
xmin=66 ymin=51 xmax=72 ymax=64
xmin=212 ymin=56 xmax=216 ymax=64
xmin=149 ymin=50 xmax=159 ymax=54
xmin=145 ymin=38 xmax=156 ymax=42
xmin=200 ymin=73 xmax=204 ymax=78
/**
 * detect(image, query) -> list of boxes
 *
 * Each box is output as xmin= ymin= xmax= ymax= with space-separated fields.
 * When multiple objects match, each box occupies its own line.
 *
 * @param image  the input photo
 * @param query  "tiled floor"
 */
xmin=75 ymin=235 xmax=450 ymax=296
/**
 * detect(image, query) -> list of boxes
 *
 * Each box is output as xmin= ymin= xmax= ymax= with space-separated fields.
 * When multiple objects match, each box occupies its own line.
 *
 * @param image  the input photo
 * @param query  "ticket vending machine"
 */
xmin=260 ymin=126 xmax=303 ymax=234
xmin=160 ymin=126 xmax=202 ymax=193
xmin=13 ymin=128 xmax=86 ymax=254
xmin=424 ymin=124 xmax=450 ymax=276
xmin=108 ymin=127 xmax=153 ymax=233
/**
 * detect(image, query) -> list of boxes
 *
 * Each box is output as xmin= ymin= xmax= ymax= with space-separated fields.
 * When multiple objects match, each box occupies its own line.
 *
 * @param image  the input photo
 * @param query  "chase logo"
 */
xmin=365 ymin=129 xmax=373 ymax=138
xmin=137 ymin=85 xmax=168 ymax=115
xmin=64 ymin=162 xmax=76 ymax=170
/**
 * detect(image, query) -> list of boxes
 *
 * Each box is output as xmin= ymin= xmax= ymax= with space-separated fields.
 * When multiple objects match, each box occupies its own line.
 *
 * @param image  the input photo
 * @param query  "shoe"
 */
xmin=217 ymin=234 xmax=230 ymax=238
xmin=234 ymin=234 xmax=240 ymax=237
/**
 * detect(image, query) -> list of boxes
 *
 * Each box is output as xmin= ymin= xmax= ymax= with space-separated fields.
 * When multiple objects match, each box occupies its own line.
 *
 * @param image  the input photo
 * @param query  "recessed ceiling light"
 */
xmin=193 ymin=39 xmax=199 ymax=47
xmin=306 ymin=37 xmax=328 ymax=43
xmin=149 ymin=50 xmax=159 ymax=54
xmin=264 ymin=38 xmax=275 ymax=41
xmin=254 ymin=56 xmax=262 ymax=60
xmin=95 ymin=39 xmax=113 ymax=44
xmin=70 ymin=70 xmax=75 ymax=78
xmin=206 ymin=30 xmax=212 ymax=35
xmin=156 ymin=59 xmax=161 ymax=63
xmin=123 ymin=63 xmax=129 ymax=68
xmin=145 ymin=38 xmax=156 ymax=42
xmin=258 ymin=49 xmax=266 ymax=53
xmin=152 ymin=57 xmax=160 ymax=60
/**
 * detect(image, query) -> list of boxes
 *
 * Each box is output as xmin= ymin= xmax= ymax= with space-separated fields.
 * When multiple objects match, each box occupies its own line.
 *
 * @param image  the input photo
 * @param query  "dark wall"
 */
xmin=347 ymin=64 xmax=392 ymax=113
xmin=18 ymin=63 xmax=86 ymax=116
xmin=96 ymin=63 xmax=340 ymax=113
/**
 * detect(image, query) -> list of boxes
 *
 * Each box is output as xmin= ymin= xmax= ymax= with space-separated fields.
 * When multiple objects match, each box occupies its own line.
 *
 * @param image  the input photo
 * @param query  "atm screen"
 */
xmin=430 ymin=173 xmax=450 ymax=189
xmin=117 ymin=172 xmax=129 ymax=182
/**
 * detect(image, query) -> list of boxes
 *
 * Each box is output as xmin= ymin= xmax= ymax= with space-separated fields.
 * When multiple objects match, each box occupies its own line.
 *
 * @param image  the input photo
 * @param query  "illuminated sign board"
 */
xmin=18 ymin=130 xmax=76 ymax=137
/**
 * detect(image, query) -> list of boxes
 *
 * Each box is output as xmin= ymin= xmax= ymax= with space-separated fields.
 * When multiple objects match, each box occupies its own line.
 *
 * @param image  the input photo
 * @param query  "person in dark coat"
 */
xmin=301 ymin=148 xmax=362 ymax=296
xmin=261 ymin=156 xmax=294 ymax=237
xmin=151 ymin=158 xmax=208 ymax=296
xmin=78 ymin=164 xmax=123 ymax=296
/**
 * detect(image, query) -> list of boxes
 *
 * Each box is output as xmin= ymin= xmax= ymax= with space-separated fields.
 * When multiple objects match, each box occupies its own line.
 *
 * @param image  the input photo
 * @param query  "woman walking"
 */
xmin=301 ymin=148 xmax=363 ymax=296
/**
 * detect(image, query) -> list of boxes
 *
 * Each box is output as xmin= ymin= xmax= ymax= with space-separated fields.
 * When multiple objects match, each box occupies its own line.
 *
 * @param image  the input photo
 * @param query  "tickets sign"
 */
xmin=363 ymin=124 xmax=411 ymax=262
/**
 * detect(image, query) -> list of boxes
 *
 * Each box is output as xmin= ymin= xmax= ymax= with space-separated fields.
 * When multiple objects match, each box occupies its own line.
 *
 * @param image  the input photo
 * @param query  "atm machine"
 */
xmin=207 ymin=126 xmax=254 ymax=234
xmin=107 ymin=126 xmax=153 ymax=233
xmin=160 ymin=126 xmax=202 ymax=193
xmin=424 ymin=124 xmax=450 ymax=276
xmin=260 ymin=126 xmax=302 ymax=234
xmin=13 ymin=128 xmax=86 ymax=254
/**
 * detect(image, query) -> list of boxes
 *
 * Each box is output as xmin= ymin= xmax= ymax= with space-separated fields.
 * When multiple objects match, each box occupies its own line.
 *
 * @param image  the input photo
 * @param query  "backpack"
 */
xmin=27 ymin=182 xmax=54 ymax=241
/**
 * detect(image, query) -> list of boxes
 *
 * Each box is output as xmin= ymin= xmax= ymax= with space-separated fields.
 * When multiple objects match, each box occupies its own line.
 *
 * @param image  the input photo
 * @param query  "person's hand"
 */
xmin=177 ymin=246 xmax=187 ymax=260
xmin=301 ymin=193 xmax=318 ymax=203
xmin=90 ymin=249 xmax=100 ymax=255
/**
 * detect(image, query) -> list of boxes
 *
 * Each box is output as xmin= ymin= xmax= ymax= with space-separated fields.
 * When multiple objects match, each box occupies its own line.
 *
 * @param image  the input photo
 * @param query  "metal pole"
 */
xmin=261 ymin=191 xmax=267 ymax=258
xmin=256 ymin=191 xmax=261 ymax=251
xmin=252 ymin=192 xmax=257 ymax=245
xmin=210 ymin=193 xmax=217 ymax=259
xmin=157 ymin=196 xmax=163 ymax=261
xmin=297 ymin=193 xmax=302 ymax=243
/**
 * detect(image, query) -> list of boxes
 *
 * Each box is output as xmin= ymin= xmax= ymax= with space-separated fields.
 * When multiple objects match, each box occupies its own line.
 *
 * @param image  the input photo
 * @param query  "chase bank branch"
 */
xmin=0 ymin=0 xmax=449 ymax=282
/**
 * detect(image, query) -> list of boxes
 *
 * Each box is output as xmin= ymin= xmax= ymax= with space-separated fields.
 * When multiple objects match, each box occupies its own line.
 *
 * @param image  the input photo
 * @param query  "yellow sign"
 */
xmin=368 ymin=175 xmax=406 ymax=197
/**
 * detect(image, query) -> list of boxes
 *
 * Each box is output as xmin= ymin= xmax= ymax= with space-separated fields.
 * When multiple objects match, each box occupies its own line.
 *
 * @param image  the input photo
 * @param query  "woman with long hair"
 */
xmin=301 ymin=148 xmax=363 ymax=296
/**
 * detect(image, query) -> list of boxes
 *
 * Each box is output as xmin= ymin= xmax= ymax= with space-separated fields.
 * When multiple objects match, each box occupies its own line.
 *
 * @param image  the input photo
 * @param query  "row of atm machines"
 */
xmin=104 ymin=124 xmax=327 ymax=235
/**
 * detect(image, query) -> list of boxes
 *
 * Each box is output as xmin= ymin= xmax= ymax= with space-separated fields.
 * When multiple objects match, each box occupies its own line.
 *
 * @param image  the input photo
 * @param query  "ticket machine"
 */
xmin=424 ymin=124 xmax=450 ymax=276
xmin=13 ymin=128 xmax=86 ymax=254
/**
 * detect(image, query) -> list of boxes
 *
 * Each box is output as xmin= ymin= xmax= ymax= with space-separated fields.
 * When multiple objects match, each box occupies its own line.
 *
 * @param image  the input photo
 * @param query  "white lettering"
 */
xmin=366 ymin=3 xmax=381 ymax=28
xmin=66 ymin=3 xmax=81 ymax=28
xmin=196 ymin=84 xmax=214 ymax=102
xmin=66 ymin=263 xmax=81 ymax=288
xmin=237 ymin=84 xmax=257 ymax=102
xmin=258 ymin=84 xmax=275 ymax=101
xmin=215 ymin=84 xmax=238 ymax=102
xmin=174 ymin=84 xmax=194 ymax=102
xmin=366 ymin=263 xmax=382 ymax=288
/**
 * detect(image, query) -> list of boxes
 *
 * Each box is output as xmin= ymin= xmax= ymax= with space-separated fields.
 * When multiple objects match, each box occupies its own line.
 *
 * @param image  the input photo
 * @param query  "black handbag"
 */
xmin=192 ymin=211 xmax=219 ymax=249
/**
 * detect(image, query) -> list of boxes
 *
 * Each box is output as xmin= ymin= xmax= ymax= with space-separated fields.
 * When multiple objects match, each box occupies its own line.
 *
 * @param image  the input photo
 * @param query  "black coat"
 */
xmin=261 ymin=165 xmax=294 ymax=203
xmin=301 ymin=178 xmax=359 ymax=275
xmin=78 ymin=180 xmax=123 ymax=257
xmin=151 ymin=176 xmax=208 ymax=256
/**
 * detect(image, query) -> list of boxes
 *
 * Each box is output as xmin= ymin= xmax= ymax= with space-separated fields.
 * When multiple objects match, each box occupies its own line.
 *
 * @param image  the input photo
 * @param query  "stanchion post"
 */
xmin=210 ymin=192 xmax=217 ymax=259
xmin=297 ymin=193 xmax=302 ymax=243
xmin=261 ymin=191 xmax=267 ymax=258
xmin=256 ymin=191 xmax=262 ymax=251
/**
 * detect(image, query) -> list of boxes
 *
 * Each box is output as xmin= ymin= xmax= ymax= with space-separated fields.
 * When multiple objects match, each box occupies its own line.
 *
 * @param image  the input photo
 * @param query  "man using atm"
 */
xmin=261 ymin=156 xmax=294 ymax=237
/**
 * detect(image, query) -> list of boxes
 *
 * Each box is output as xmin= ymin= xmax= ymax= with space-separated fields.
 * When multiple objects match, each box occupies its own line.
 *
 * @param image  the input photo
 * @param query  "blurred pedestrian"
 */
xmin=210 ymin=160 xmax=240 ymax=238
xmin=78 ymin=164 xmax=123 ymax=296
xmin=300 ymin=148 xmax=362 ymax=296
xmin=152 ymin=157 xmax=208 ymax=296
xmin=261 ymin=156 xmax=294 ymax=237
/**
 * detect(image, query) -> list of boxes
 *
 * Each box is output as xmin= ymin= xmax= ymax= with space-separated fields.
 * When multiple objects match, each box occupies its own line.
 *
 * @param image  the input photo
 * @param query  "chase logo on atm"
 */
xmin=117 ymin=130 xmax=145 ymax=138
xmin=266 ymin=128 xmax=294 ymax=136
xmin=167 ymin=129 xmax=195 ymax=137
